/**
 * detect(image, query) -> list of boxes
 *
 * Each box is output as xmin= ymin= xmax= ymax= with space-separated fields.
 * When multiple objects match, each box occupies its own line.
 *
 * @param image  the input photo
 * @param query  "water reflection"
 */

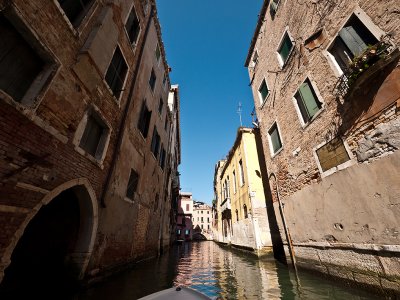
xmin=75 ymin=241 xmax=376 ymax=300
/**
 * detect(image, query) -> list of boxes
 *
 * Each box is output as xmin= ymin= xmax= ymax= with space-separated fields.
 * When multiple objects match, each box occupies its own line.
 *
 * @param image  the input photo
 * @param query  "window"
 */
xmin=258 ymin=79 xmax=269 ymax=104
xmin=243 ymin=204 xmax=248 ymax=219
xmin=126 ymin=169 xmax=139 ymax=199
xmin=294 ymin=79 xmax=322 ymax=124
xmin=177 ymin=229 xmax=181 ymax=235
xmin=0 ymin=14 xmax=54 ymax=104
xmin=155 ymin=43 xmax=161 ymax=63
xmin=162 ymin=73 xmax=167 ymax=88
xmin=125 ymin=5 xmax=140 ymax=46
xmin=201 ymin=224 xmax=203 ymax=229
xmin=57 ymin=0 xmax=94 ymax=26
xmin=185 ymin=229 xmax=190 ymax=235
xmin=150 ymin=126 xmax=161 ymax=158
xmin=79 ymin=112 xmax=108 ymax=159
xmin=208 ymin=225 xmax=210 ymax=230
xmin=159 ymin=147 xmax=166 ymax=170
xmin=329 ymin=15 xmax=378 ymax=74
xmin=142 ymin=0 xmax=149 ymax=15
xmin=201 ymin=217 xmax=203 ymax=222
xmin=277 ymin=31 xmax=294 ymax=66
xmin=232 ymin=171 xmax=237 ymax=194
xmin=105 ymin=47 xmax=128 ymax=99
xmin=239 ymin=160 xmax=245 ymax=186
xmin=207 ymin=217 xmax=209 ymax=222
xmin=316 ymin=137 xmax=350 ymax=172
xmin=268 ymin=123 xmax=283 ymax=155
xmin=158 ymin=98 xmax=164 ymax=115
xmin=270 ymin=0 xmax=280 ymax=18
xmin=236 ymin=209 xmax=239 ymax=222
xmin=138 ymin=101 xmax=152 ymax=138
xmin=186 ymin=204 xmax=189 ymax=211
xmin=251 ymin=50 xmax=259 ymax=67
xmin=149 ymin=68 xmax=156 ymax=92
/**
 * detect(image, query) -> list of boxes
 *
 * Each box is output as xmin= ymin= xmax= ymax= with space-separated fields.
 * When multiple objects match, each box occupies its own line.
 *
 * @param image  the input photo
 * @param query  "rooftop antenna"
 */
xmin=237 ymin=102 xmax=243 ymax=127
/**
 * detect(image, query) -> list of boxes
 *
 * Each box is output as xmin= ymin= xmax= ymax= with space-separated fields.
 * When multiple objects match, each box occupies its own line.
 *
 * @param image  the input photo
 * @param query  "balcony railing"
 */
xmin=335 ymin=39 xmax=399 ymax=97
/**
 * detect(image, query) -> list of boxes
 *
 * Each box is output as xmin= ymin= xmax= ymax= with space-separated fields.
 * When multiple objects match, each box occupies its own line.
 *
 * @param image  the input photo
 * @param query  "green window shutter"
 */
xmin=298 ymin=81 xmax=320 ymax=119
xmin=339 ymin=26 xmax=367 ymax=57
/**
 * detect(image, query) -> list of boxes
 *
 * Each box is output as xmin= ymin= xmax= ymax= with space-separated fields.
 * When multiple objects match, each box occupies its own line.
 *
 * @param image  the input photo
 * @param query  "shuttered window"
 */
xmin=58 ymin=0 xmax=93 ymax=26
xmin=79 ymin=114 xmax=106 ymax=158
xmin=316 ymin=138 xmax=350 ymax=172
xmin=258 ymin=79 xmax=269 ymax=104
xmin=0 ymin=15 xmax=44 ymax=102
xmin=138 ymin=101 xmax=152 ymax=138
xmin=149 ymin=68 xmax=156 ymax=92
xmin=126 ymin=169 xmax=139 ymax=199
xmin=278 ymin=32 xmax=293 ymax=64
xmin=125 ymin=6 xmax=140 ymax=45
xmin=105 ymin=47 xmax=128 ymax=99
xmin=295 ymin=79 xmax=322 ymax=124
xmin=158 ymin=98 xmax=164 ymax=115
xmin=329 ymin=15 xmax=378 ymax=71
xmin=268 ymin=123 xmax=283 ymax=154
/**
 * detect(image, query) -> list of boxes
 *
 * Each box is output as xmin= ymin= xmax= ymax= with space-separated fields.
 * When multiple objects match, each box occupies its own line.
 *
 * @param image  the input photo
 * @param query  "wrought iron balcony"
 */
xmin=335 ymin=39 xmax=399 ymax=97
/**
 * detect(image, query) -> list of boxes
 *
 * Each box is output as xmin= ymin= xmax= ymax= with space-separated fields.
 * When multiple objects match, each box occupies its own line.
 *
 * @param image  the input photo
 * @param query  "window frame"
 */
xmin=124 ymin=2 xmax=141 ymax=49
xmin=313 ymin=137 xmax=355 ymax=177
xmin=155 ymin=42 xmax=161 ymax=65
xmin=125 ymin=168 xmax=140 ymax=201
xmin=276 ymin=28 xmax=295 ymax=68
xmin=0 ymin=9 xmax=60 ymax=108
xmin=53 ymin=0 xmax=97 ymax=34
xmin=149 ymin=68 xmax=157 ymax=93
xmin=267 ymin=122 xmax=284 ymax=157
xmin=324 ymin=7 xmax=386 ymax=77
xmin=104 ymin=45 xmax=129 ymax=102
xmin=238 ymin=160 xmax=245 ymax=187
xmin=73 ymin=105 xmax=111 ymax=168
xmin=292 ymin=77 xmax=325 ymax=127
xmin=137 ymin=100 xmax=152 ymax=139
xmin=258 ymin=77 xmax=270 ymax=107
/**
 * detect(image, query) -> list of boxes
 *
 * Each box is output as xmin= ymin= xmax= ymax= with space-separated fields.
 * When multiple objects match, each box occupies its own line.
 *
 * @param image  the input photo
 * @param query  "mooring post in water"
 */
xmin=268 ymin=173 xmax=298 ymax=276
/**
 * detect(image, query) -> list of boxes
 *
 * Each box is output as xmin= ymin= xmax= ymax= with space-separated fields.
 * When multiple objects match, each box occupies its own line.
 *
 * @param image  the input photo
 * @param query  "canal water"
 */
xmin=73 ymin=241 xmax=377 ymax=300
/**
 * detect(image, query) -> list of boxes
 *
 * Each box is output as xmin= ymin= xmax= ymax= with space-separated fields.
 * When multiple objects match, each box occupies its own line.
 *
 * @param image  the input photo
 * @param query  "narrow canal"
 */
xmin=73 ymin=241 xmax=376 ymax=300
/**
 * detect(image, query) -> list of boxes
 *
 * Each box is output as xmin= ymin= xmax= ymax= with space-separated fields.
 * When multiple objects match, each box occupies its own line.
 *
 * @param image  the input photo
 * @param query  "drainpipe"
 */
xmin=268 ymin=172 xmax=298 ymax=274
xmin=100 ymin=5 xmax=154 ymax=208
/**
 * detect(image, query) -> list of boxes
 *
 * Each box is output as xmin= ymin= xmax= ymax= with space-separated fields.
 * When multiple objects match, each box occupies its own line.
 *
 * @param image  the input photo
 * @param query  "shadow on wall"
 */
xmin=330 ymin=53 xmax=400 ymax=141
xmin=254 ymin=128 xmax=287 ymax=264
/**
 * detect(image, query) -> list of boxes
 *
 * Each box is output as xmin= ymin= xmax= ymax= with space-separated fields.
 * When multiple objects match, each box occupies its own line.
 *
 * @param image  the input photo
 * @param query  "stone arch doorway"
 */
xmin=0 ymin=179 xmax=98 ymax=297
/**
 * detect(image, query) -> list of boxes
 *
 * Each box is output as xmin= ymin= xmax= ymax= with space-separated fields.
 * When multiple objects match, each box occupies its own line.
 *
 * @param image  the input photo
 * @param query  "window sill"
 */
xmin=320 ymin=159 xmax=356 ymax=178
xmin=300 ymin=106 xmax=325 ymax=130
xmin=103 ymin=79 xmax=123 ymax=107
xmin=259 ymin=93 xmax=271 ymax=109
xmin=74 ymin=145 xmax=104 ymax=169
xmin=270 ymin=146 xmax=284 ymax=159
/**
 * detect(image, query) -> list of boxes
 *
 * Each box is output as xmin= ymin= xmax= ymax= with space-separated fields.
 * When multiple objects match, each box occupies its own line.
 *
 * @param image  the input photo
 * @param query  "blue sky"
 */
xmin=156 ymin=0 xmax=263 ymax=204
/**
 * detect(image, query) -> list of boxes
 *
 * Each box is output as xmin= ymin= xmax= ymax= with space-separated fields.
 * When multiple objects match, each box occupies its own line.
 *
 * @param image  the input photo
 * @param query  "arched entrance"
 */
xmin=0 ymin=179 xmax=98 ymax=297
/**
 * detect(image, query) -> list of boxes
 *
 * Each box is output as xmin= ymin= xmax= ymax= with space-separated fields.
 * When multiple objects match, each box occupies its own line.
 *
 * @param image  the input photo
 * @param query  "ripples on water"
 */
xmin=75 ymin=241 xmax=377 ymax=300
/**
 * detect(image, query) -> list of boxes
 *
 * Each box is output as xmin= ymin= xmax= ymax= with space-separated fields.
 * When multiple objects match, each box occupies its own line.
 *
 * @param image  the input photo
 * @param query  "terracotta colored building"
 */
xmin=245 ymin=0 xmax=400 ymax=295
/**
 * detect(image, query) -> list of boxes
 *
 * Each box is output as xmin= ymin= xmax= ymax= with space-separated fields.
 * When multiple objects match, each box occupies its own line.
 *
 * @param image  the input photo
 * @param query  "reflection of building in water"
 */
xmin=176 ymin=192 xmax=193 ymax=241
xmin=192 ymin=201 xmax=213 ymax=240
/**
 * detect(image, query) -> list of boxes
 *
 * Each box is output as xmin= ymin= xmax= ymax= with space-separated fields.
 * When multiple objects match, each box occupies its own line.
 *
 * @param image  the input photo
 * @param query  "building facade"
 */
xmin=0 ymin=0 xmax=180 ymax=294
xmin=245 ymin=0 xmax=399 ymax=294
xmin=192 ymin=201 xmax=212 ymax=240
xmin=213 ymin=128 xmax=274 ymax=256
xmin=176 ymin=192 xmax=193 ymax=242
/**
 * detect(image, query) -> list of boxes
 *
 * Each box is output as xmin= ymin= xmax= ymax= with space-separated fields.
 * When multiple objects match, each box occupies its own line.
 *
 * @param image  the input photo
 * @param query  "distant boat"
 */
xmin=138 ymin=286 xmax=213 ymax=300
